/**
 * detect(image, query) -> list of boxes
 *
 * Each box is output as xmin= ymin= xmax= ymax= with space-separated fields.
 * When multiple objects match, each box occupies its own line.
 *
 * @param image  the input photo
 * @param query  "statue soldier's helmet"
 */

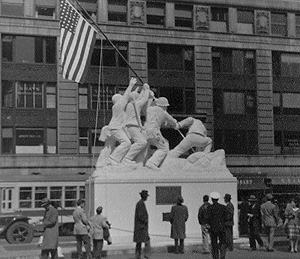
xmin=112 ymin=94 xmax=122 ymax=104
xmin=156 ymin=97 xmax=170 ymax=107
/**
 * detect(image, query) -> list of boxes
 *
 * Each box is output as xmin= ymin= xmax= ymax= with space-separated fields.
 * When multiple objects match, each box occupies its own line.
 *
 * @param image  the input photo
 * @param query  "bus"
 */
xmin=0 ymin=177 xmax=87 ymax=244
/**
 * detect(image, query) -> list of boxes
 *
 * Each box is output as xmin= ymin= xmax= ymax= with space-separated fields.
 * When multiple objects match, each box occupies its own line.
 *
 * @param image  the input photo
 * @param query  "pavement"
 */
xmin=0 ymin=235 xmax=290 ymax=259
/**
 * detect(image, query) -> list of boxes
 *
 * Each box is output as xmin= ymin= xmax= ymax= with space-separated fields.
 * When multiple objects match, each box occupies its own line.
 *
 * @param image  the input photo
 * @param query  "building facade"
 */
xmin=1 ymin=0 xmax=300 ymax=222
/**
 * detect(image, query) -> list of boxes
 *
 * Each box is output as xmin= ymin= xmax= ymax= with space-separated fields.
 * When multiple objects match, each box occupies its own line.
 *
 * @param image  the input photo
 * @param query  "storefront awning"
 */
xmin=271 ymin=177 xmax=300 ymax=185
xmin=238 ymin=178 xmax=269 ymax=190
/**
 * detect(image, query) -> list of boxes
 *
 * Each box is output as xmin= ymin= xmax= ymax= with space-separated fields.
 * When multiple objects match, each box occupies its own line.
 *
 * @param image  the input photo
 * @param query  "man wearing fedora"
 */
xmin=260 ymin=193 xmax=279 ymax=252
xmin=40 ymin=198 xmax=59 ymax=259
xmin=134 ymin=190 xmax=151 ymax=259
xmin=224 ymin=194 xmax=234 ymax=251
xmin=207 ymin=192 xmax=228 ymax=259
xmin=247 ymin=195 xmax=264 ymax=251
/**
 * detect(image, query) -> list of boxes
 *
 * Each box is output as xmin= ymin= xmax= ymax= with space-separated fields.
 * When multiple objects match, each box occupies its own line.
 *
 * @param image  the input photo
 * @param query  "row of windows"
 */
xmin=19 ymin=185 xmax=85 ymax=209
xmin=4 ymin=126 xmax=300 ymax=156
xmin=2 ymin=0 xmax=299 ymax=38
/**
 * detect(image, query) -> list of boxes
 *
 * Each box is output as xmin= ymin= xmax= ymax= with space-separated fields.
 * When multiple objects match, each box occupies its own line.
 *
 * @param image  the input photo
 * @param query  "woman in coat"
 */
xmin=169 ymin=196 xmax=189 ymax=254
xmin=40 ymin=198 xmax=59 ymax=259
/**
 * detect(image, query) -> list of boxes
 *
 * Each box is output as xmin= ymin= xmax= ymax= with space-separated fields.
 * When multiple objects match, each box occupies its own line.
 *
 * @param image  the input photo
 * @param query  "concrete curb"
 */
xmin=0 ymin=238 xmax=250 ymax=259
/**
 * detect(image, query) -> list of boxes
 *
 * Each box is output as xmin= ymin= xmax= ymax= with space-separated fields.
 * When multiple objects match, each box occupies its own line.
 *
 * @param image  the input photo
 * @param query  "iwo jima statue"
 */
xmin=92 ymin=77 xmax=228 ymax=177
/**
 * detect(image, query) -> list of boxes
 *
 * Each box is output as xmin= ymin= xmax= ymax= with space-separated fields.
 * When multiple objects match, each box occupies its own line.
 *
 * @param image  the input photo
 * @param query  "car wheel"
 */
xmin=5 ymin=221 xmax=34 ymax=244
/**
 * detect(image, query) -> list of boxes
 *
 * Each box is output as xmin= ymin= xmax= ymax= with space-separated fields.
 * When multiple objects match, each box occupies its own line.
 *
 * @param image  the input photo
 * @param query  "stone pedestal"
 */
xmin=86 ymin=150 xmax=238 ymax=243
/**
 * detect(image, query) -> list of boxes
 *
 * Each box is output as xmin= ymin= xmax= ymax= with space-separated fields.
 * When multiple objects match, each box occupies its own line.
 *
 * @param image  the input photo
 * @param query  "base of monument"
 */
xmin=86 ymin=163 xmax=238 ymax=242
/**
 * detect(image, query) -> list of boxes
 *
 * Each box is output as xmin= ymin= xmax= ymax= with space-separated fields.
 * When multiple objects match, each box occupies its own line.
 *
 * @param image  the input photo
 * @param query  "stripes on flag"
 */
xmin=59 ymin=0 xmax=97 ymax=83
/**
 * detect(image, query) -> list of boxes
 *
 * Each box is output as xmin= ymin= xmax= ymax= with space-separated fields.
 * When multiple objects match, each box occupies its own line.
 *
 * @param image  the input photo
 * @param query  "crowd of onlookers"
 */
xmin=239 ymin=193 xmax=300 ymax=253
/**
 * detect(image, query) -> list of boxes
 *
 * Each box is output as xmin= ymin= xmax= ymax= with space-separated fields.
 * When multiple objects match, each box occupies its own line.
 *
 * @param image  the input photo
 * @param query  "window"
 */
xmin=19 ymin=187 xmax=32 ymax=208
xmin=79 ymin=128 xmax=103 ymax=154
xmin=175 ymin=4 xmax=193 ymax=28
xmin=2 ymin=35 xmax=13 ymax=62
xmin=211 ymin=7 xmax=227 ymax=22
xmin=35 ymin=6 xmax=56 ymax=19
xmin=79 ymin=85 xmax=88 ymax=109
xmin=160 ymin=87 xmax=195 ymax=114
xmin=65 ymin=186 xmax=77 ymax=207
xmin=2 ymin=128 xmax=13 ymax=154
xmin=50 ymin=187 xmax=62 ymax=207
xmin=214 ymin=89 xmax=256 ymax=115
xmin=108 ymin=0 xmax=127 ymax=23
xmin=296 ymin=14 xmax=300 ymax=37
xmin=273 ymin=52 xmax=300 ymax=78
xmin=212 ymin=48 xmax=255 ymax=75
xmin=2 ymin=81 xmax=13 ymax=108
xmin=16 ymin=82 xmax=42 ymax=108
xmin=273 ymin=92 xmax=300 ymax=115
xmin=46 ymin=83 xmax=56 ymax=109
xmin=79 ymin=128 xmax=89 ymax=154
xmin=91 ymin=40 xmax=128 ymax=67
xmin=1 ymin=35 xmax=56 ymax=64
xmin=271 ymin=12 xmax=287 ymax=36
xmin=146 ymin=2 xmax=165 ymax=26
xmin=1 ymin=0 xmax=24 ymax=16
xmin=214 ymin=130 xmax=258 ymax=154
xmin=275 ymin=131 xmax=300 ymax=155
xmin=46 ymin=128 xmax=57 ymax=154
xmin=35 ymin=187 xmax=47 ymax=208
xmin=92 ymin=84 xmax=115 ymax=110
xmin=148 ymin=44 xmax=194 ymax=71
xmin=237 ymin=10 xmax=254 ymax=34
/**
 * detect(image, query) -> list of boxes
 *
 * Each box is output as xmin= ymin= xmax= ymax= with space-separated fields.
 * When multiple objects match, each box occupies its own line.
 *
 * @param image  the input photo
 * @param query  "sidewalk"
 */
xmin=0 ymin=236 xmax=250 ymax=259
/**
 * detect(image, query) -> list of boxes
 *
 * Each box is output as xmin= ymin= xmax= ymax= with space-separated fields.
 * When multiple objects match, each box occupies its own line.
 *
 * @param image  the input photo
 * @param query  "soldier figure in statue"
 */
xmin=168 ymin=117 xmax=212 ymax=158
xmin=106 ymin=77 xmax=137 ymax=166
xmin=122 ymin=83 xmax=150 ymax=166
xmin=144 ymin=97 xmax=178 ymax=170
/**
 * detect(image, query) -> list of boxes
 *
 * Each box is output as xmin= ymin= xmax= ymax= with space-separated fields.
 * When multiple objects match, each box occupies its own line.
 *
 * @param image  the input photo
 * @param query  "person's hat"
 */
xmin=156 ymin=97 xmax=170 ymax=107
xmin=210 ymin=192 xmax=221 ymax=200
xmin=140 ymin=190 xmax=149 ymax=197
xmin=224 ymin=194 xmax=231 ymax=200
xmin=177 ymin=195 xmax=184 ymax=204
xmin=266 ymin=193 xmax=273 ymax=200
xmin=41 ymin=198 xmax=51 ymax=207
xmin=248 ymin=195 xmax=257 ymax=201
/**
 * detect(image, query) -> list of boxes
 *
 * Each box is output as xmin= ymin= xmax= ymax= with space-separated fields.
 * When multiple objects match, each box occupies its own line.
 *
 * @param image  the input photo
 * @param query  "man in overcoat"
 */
xmin=207 ymin=192 xmax=228 ymax=259
xmin=224 ymin=194 xmax=234 ymax=251
xmin=90 ymin=206 xmax=110 ymax=259
xmin=169 ymin=196 xmax=189 ymax=254
xmin=133 ymin=190 xmax=151 ymax=259
xmin=260 ymin=193 xmax=279 ymax=252
xmin=73 ymin=199 xmax=92 ymax=259
xmin=247 ymin=195 xmax=264 ymax=251
xmin=40 ymin=198 xmax=59 ymax=259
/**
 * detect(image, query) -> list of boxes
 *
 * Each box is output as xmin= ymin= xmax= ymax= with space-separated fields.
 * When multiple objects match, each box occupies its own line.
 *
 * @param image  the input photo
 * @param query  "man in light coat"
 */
xmin=134 ymin=190 xmax=151 ymax=259
xmin=90 ymin=206 xmax=110 ymax=259
xmin=169 ymin=117 xmax=212 ymax=158
xmin=169 ymin=196 xmax=189 ymax=254
xmin=73 ymin=199 xmax=92 ymax=259
xmin=144 ymin=97 xmax=178 ymax=170
xmin=123 ymin=83 xmax=150 ymax=165
xmin=260 ymin=193 xmax=279 ymax=252
xmin=106 ymin=77 xmax=137 ymax=166
xmin=40 ymin=198 xmax=59 ymax=259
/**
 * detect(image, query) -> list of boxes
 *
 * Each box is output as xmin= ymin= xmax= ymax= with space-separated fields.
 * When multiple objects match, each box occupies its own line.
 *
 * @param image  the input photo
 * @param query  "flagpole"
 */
xmin=72 ymin=0 xmax=145 ymax=85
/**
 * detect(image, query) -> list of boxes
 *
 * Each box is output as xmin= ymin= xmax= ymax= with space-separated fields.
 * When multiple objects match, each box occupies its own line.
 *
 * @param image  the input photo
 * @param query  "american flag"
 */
xmin=59 ymin=0 xmax=97 ymax=83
